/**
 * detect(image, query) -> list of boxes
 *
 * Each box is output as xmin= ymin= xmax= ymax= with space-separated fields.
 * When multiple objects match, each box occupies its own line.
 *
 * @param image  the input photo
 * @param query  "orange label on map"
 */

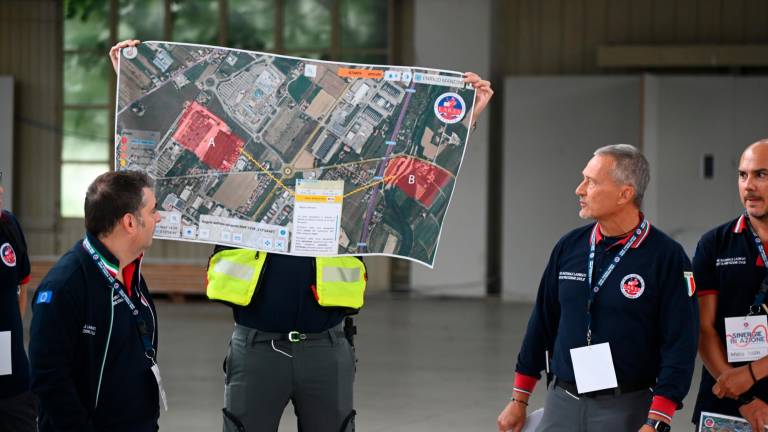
xmin=337 ymin=68 xmax=384 ymax=79
xmin=295 ymin=194 xmax=343 ymax=203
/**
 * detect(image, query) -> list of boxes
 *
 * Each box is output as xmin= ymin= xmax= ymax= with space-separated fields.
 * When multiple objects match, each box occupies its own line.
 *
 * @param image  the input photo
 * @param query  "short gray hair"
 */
xmin=593 ymin=144 xmax=650 ymax=207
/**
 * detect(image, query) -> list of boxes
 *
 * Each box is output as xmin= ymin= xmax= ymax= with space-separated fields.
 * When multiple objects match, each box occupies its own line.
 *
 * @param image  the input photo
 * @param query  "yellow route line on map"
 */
xmin=239 ymin=148 xmax=295 ymax=196
xmin=343 ymin=175 xmax=398 ymax=198
xmin=241 ymin=149 xmax=413 ymax=201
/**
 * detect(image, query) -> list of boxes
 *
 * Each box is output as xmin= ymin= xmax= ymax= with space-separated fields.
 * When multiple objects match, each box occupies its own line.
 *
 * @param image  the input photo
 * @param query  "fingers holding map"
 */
xmin=115 ymin=42 xmax=477 ymax=267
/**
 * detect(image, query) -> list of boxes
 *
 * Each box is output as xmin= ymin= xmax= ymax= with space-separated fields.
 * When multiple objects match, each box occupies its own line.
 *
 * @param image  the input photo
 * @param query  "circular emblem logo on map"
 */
xmin=123 ymin=46 xmax=138 ymax=59
xmin=620 ymin=274 xmax=645 ymax=299
xmin=1 ymin=243 xmax=16 ymax=267
xmin=433 ymin=92 xmax=466 ymax=124
xmin=703 ymin=417 xmax=714 ymax=427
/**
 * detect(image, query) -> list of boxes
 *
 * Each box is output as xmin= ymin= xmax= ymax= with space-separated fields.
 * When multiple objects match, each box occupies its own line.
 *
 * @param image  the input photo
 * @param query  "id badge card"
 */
xmin=725 ymin=315 xmax=768 ymax=363
xmin=151 ymin=363 xmax=169 ymax=411
xmin=0 ymin=331 xmax=11 ymax=376
xmin=569 ymin=342 xmax=618 ymax=394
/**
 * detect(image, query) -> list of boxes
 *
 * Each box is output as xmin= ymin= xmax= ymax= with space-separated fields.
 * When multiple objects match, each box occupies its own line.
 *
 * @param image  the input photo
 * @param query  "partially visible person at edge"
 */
xmin=29 ymin=171 xmax=162 ymax=432
xmin=497 ymin=144 xmax=699 ymax=432
xmin=110 ymin=40 xmax=494 ymax=432
xmin=0 ymin=169 xmax=36 ymax=431
xmin=692 ymin=139 xmax=768 ymax=431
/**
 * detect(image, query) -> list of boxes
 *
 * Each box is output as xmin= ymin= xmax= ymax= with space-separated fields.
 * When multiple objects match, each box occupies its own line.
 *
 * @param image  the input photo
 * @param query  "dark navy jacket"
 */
xmin=0 ymin=210 xmax=32 ymax=399
xmin=30 ymin=234 xmax=159 ymax=432
xmin=692 ymin=214 xmax=768 ymax=421
xmin=515 ymin=221 xmax=699 ymax=405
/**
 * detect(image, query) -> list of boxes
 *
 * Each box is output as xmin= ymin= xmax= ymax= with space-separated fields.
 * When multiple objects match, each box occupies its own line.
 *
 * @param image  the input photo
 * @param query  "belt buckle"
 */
xmin=288 ymin=331 xmax=306 ymax=343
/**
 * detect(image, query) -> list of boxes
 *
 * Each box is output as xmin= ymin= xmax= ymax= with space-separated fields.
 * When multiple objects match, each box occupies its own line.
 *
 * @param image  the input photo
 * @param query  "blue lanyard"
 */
xmin=585 ymin=219 xmax=647 ymax=345
xmin=744 ymin=215 xmax=768 ymax=312
xmin=83 ymin=238 xmax=156 ymax=361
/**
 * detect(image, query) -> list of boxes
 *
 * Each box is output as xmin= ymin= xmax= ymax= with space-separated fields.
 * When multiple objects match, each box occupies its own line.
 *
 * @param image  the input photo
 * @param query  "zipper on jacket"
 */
xmin=253 ymin=252 xmax=269 ymax=298
xmin=95 ymin=285 xmax=115 ymax=409
xmin=136 ymin=258 xmax=156 ymax=346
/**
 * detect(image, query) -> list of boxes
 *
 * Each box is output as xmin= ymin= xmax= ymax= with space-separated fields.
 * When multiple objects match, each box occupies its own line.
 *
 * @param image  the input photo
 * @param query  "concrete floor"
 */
xmin=25 ymin=294 xmax=703 ymax=431
xmin=149 ymin=294 xmax=703 ymax=431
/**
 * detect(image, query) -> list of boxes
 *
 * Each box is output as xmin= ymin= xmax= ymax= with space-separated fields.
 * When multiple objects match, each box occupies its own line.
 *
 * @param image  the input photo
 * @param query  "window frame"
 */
xmin=61 ymin=0 xmax=396 ymax=219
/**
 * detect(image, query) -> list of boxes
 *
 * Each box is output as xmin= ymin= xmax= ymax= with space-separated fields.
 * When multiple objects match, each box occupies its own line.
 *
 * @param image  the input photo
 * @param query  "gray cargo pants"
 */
xmin=222 ymin=323 xmax=356 ymax=432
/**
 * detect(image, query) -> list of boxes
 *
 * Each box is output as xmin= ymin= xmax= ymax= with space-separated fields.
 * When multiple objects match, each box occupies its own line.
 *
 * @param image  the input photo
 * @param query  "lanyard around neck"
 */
xmin=585 ymin=219 xmax=647 ymax=345
xmin=82 ymin=237 xmax=156 ymax=361
xmin=744 ymin=215 xmax=768 ymax=313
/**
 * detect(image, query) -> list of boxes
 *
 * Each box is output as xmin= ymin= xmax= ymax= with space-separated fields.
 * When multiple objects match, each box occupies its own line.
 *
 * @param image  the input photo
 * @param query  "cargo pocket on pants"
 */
xmin=223 ymin=408 xmax=246 ymax=432
xmin=223 ymin=341 xmax=233 ymax=385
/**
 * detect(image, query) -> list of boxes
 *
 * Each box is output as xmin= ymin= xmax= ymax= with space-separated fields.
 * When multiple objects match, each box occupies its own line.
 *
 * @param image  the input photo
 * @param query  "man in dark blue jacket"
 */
xmin=30 ymin=171 xmax=162 ymax=432
xmin=0 ymin=171 xmax=36 ymax=431
xmin=497 ymin=145 xmax=699 ymax=432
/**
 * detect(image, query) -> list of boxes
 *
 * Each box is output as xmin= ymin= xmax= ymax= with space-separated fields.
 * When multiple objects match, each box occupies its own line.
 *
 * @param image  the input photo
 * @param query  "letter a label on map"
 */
xmin=291 ymin=180 xmax=344 ymax=255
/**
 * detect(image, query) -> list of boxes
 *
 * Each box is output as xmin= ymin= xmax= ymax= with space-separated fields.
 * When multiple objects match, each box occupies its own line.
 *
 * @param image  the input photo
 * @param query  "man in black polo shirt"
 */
xmin=0 ymin=171 xmax=36 ymax=431
xmin=693 ymin=139 xmax=768 ymax=430
xmin=497 ymin=144 xmax=699 ymax=432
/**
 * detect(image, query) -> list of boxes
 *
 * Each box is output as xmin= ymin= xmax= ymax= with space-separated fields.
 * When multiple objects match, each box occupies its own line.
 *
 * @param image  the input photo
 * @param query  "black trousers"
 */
xmin=0 ymin=391 xmax=37 ymax=432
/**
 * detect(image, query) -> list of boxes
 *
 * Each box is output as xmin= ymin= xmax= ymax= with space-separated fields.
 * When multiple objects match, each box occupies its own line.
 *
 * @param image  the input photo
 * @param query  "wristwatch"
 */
xmin=644 ymin=418 xmax=671 ymax=432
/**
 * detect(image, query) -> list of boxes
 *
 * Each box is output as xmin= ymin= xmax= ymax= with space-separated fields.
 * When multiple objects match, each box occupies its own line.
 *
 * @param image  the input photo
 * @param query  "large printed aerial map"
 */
xmin=116 ymin=42 xmax=476 ymax=267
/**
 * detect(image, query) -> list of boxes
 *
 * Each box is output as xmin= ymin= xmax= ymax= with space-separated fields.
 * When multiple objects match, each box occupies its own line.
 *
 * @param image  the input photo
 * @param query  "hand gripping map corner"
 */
xmin=115 ymin=41 xmax=476 ymax=267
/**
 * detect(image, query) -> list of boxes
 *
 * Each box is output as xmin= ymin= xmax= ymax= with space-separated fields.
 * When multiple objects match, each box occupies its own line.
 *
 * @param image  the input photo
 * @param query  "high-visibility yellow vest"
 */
xmin=206 ymin=249 xmax=367 ymax=309
xmin=314 ymin=256 xmax=367 ymax=309
xmin=207 ymin=249 xmax=267 ymax=306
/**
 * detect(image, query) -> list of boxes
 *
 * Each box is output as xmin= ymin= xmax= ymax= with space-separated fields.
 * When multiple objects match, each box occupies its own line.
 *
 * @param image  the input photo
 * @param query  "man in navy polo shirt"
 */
xmin=29 ymin=171 xmax=162 ymax=432
xmin=497 ymin=144 xmax=698 ymax=432
xmin=693 ymin=139 xmax=768 ymax=430
xmin=0 ymin=170 xmax=36 ymax=431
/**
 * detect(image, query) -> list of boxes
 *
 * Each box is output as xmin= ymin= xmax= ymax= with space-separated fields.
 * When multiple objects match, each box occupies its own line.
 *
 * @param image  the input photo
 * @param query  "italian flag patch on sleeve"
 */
xmin=684 ymin=271 xmax=696 ymax=297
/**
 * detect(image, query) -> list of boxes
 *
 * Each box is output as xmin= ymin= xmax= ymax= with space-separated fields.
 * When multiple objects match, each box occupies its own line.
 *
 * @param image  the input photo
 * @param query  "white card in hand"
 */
xmin=569 ymin=342 xmax=618 ymax=394
xmin=0 ymin=331 xmax=11 ymax=376
xmin=521 ymin=408 xmax=544 ymax=432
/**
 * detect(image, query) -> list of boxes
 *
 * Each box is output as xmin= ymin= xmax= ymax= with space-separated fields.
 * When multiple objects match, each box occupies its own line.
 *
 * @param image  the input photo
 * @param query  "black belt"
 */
xmin=554 ymin=377 xmax=652 ymax=398
xmin=235 ymin=323 xmax=345 ymax=344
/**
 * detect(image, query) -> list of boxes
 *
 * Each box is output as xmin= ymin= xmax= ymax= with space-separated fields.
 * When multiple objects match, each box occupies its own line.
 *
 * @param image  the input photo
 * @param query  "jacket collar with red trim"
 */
xmin=733 ymin=214 xmax=747 ymax=234
xmin=83 ymin=232 xmax=144 ymax=279
xmin=590 ymin=213 xmax=651 ymax=249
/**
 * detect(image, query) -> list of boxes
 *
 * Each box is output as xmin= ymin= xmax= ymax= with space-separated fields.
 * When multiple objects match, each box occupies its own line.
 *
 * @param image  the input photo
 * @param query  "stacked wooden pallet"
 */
xmin=28 ymin=261 xmax=208 ymax=302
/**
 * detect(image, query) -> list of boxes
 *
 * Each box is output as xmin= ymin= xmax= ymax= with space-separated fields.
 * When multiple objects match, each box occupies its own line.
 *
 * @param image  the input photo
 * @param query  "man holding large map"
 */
xmin=110 ymin=39 xmax=493 ymax=432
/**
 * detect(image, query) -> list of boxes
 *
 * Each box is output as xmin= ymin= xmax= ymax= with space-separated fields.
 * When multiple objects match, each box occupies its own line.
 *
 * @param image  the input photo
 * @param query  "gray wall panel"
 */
xmin=502 ymin=76 xmax=641 ymax=301
xmin=409 ymin=0 xmax=491 ymax=296
xmin=0 ymin=76 xmax=13 ymax=211
xmin=644 ymin=76 xmax=768 ymax=255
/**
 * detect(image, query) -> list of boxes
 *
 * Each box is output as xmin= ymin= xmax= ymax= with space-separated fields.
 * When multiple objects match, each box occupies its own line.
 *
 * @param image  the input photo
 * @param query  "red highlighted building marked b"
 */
xmin=384 ymin=156 xmax=452 ymax=208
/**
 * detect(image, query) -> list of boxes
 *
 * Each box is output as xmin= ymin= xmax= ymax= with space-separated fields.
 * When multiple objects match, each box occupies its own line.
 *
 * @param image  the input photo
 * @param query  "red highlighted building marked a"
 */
xmin=172 ymin=101 xmax=245 ymax=172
